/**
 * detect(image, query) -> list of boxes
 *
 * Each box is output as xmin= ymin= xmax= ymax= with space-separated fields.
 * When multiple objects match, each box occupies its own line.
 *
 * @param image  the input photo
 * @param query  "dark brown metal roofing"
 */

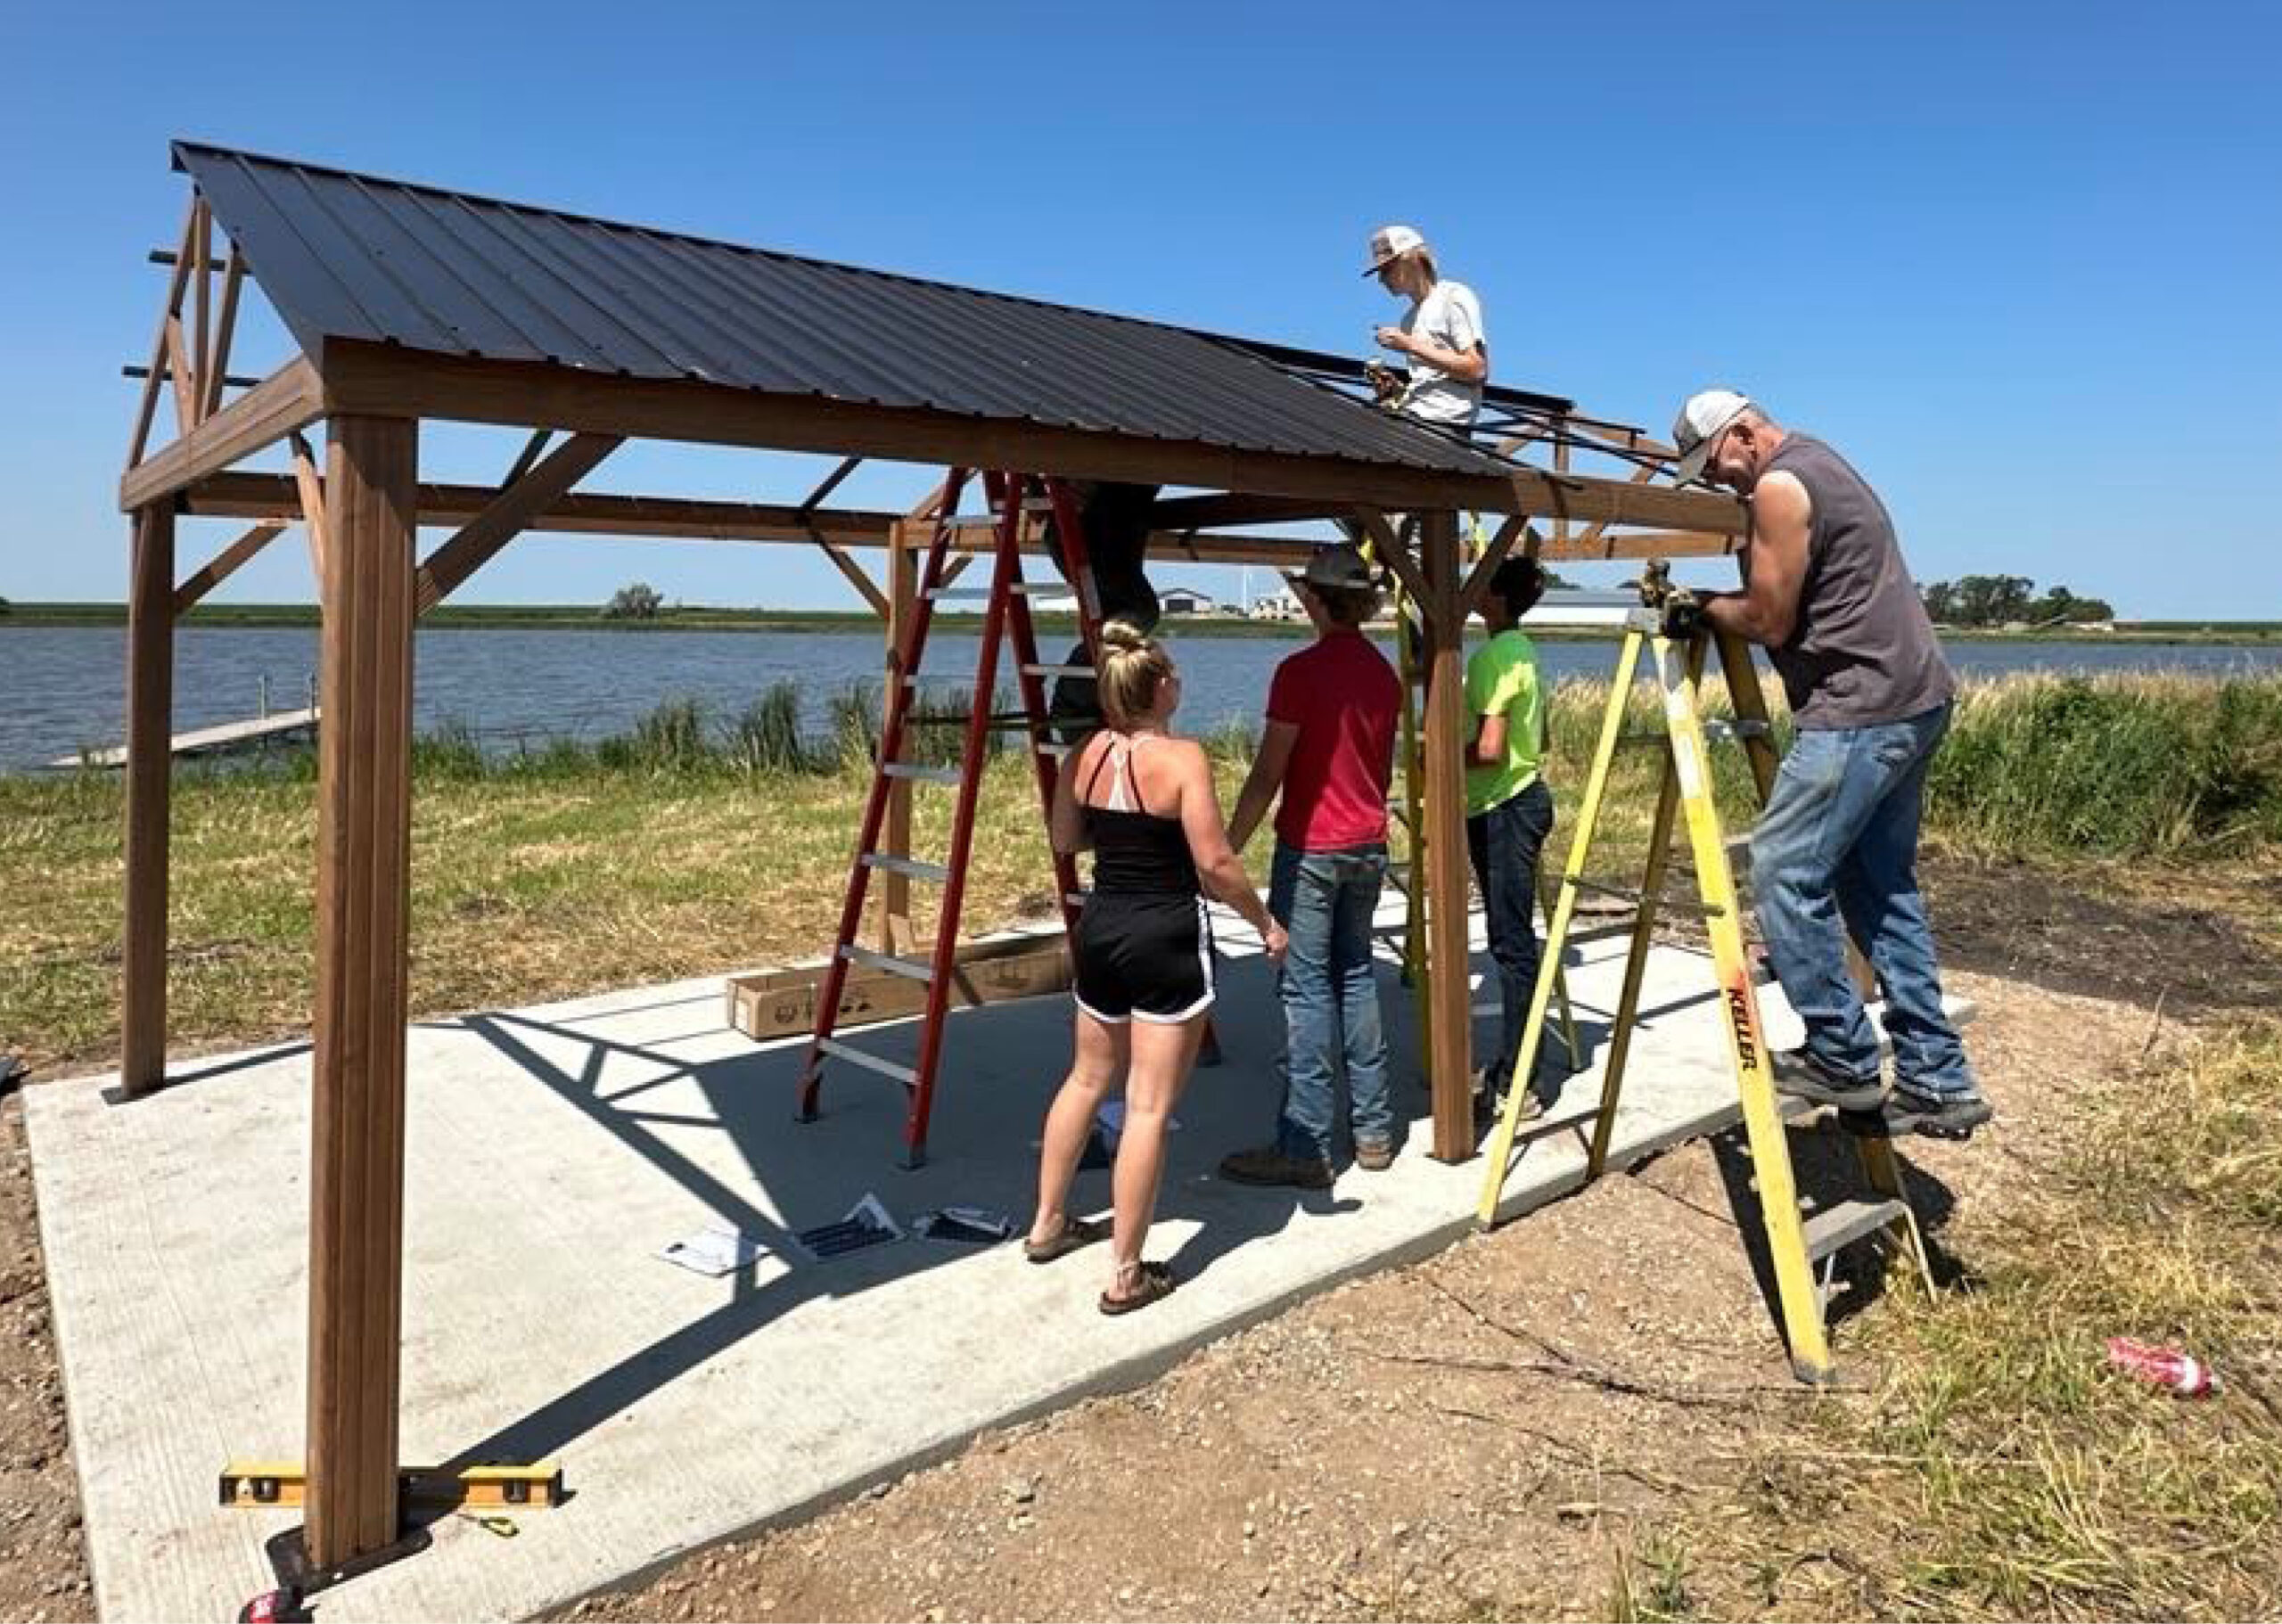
xmin=174 ymin=141 xmax=1530 ymax=479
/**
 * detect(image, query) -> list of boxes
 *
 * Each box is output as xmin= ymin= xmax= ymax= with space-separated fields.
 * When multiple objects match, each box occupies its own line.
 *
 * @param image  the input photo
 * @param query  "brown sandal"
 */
xmin=1022 ymin=1214 xmax=1110 ymax=1265
xmin=1098 ymin=1260 xmax=1177 ymax=1316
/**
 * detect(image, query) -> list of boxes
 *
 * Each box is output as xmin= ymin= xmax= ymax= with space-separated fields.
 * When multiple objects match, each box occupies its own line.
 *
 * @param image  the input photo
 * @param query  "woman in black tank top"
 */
xmin=1024 ymin=624 xmax=1285 ymax=1315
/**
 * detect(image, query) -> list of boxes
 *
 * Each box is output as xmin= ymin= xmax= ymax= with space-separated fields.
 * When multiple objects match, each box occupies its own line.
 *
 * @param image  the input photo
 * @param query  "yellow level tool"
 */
xmin=218 ymin=1458 xmax=564 ymax=1510
xmin=1473 ymin=611 xmax=1933 ymax=1382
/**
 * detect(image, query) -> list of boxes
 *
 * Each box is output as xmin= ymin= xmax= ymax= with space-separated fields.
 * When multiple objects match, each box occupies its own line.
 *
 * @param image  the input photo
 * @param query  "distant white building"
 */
xmin=1161 ymin=587 xmax=1217 ymax=616
xmin=1249 ymin=588 xmax=1303 ymax=622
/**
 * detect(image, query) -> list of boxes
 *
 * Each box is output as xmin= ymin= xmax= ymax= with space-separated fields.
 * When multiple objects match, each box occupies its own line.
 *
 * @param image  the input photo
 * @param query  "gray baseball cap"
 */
xmin=1670 ymin=388 xmax=1754 ymax=486
xmin=1287 ymin=541 xmax=1380 ymax=592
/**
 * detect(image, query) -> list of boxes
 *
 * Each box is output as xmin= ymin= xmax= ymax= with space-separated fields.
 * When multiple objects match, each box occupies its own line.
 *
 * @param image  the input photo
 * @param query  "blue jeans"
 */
xmin=1269 ymin=841 xmax=1394 ymax=1161
xmin=1465 ymin=780 xmax=1556 ymax=1098
xmin=1751 ymin=702 xmax=1977 ymax=1100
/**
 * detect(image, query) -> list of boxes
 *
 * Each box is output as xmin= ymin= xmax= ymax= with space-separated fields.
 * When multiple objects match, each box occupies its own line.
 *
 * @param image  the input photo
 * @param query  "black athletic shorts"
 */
xmin=1072 ymin=893 xmax=1216 ymax=1025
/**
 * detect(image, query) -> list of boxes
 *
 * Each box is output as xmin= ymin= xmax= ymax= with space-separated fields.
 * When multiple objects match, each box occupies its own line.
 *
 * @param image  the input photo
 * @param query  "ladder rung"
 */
xmin=816 ymin=1038 xmax=918 ymax=1087
xmin=862 ymin=854 xmax=950 ymax=882
xmin=1064 ymin=890 xmax=1090 ymax=907
xmin=1802 ymin=1197 xmax=1911 ymax=1264
xmin=1571 ymin=877 xmax=1724 ymax=918
xmin=882 ymin=762 xmax=962 ymax=785
xmin=839 ymin=943 xmax=934 ymax=982
xmin=1021 ymin=663 xmax=1095 ymax=679
xmin=1035 ymin=739 xmax=1076 ymax=759
xmin=1705 ymin=718 xmax=1773 ymax=743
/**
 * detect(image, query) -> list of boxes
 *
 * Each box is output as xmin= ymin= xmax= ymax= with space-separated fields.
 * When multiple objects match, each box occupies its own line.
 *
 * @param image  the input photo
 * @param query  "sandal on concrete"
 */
xmin=1022 ymin=1214 xmax=1109 ymax=1265
xmin=1098 ymin=1260 xmax=1176 ymax=1316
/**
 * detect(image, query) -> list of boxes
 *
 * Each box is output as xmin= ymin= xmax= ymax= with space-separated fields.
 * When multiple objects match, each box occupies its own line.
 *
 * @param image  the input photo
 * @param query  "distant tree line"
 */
xmin=1919 ymin=575 xmax=2114 ymax=627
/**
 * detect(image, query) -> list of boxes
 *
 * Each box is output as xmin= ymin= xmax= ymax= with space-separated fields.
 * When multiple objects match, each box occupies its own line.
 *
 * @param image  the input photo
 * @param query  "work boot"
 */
xmin=1353 ymin=1139 xmax=1397 ymax=1172
xmin=1218 ymin=1145 xmax=1334 ymax=1190
xmin=1770 ymin=1049 xmax=1887 ymax=1113
xmin=1841 ymin=1086 xmax=1995 ymax=1143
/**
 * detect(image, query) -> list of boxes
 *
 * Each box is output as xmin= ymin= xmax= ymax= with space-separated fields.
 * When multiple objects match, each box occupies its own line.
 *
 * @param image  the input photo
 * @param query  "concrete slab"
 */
xmin=28 ymin=906 xmax=1964 ymax=1621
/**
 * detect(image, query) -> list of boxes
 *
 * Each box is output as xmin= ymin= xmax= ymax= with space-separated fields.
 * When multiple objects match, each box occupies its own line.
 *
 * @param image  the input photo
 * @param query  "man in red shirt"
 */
xmin=1219 ymin=544 xmax=1403 ymax=1185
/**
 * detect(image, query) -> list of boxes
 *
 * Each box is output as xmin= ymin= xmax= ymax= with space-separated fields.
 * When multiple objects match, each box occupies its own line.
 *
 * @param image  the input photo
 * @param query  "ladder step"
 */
xmin=816 ymin=1038 xmax=918 ymax=1088
xmin=839 ymin=943 xmax=934 ymax=982
xmin=1021 ymin=663 xmax=1095 ymax=679
xmin=862 ymin=853 xmax=950 ymax=882
xmin=882 ymin=762 xmax=962 ymax=785
xmin=1035 ymin=739 xmax=1076 ymax=759
xmin=1705 ymin=718 xmax=1773 ymax=743
xmin=1572 ymin=876 xmax=1725 ymax=918
xmin=1801 ymin=1197 xmax=1911 ymax=1263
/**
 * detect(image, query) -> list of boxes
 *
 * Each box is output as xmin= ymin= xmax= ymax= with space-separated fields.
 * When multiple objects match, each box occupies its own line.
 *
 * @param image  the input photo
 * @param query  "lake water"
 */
xmin=5 ymin=622 xmax=2279 ymax=772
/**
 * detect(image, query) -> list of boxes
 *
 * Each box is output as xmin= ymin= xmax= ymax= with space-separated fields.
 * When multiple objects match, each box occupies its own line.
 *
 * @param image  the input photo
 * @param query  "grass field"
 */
xmin=4 ymin=672 xmax=2278 ymax=1075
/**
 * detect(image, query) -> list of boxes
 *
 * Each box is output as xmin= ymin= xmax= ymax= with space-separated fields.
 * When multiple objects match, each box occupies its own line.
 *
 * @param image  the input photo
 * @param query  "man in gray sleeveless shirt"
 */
xmin=1667 ymin=390 xmax=1991 ymax=1140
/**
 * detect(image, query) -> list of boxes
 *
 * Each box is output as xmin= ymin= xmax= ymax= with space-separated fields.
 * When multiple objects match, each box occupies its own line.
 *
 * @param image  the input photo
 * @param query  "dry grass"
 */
xmin=1629 ymin=1021 xmax=2282 ymax=1621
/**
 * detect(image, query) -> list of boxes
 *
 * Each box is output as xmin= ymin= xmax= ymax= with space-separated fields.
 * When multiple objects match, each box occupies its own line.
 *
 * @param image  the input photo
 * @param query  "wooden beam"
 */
xmin=201 ymin=244 xmax=245 ymax=421
xmin=1350 ymin=507 xmax=1431 ymax=607
xmin=119 ymin=504 xmax=176 ymax=1098
xmin=293 ymin=432 xmax=330 ymax=589
xmin=1417 ymin=510 xmax=1473 ymax=1162
xmin=173 ymin=521 xmax=286 ymax=614
xmin=182 ymin=472 xmax=1487 ymax=562
xmin=306 ymin=414 xmax=418 ymax=1568
xmin=1538 ymin=528 xmax=1738 ymax=563
xmin=163 ymin=314 xmax=196 ymax=435
xmin=814 ymin=541 xmax=890 ymax=619
xmin=413 ymin=431 xmax=622 ymax=614
xmin=127 ymin=198 xmax=199 ymax=469
xmin=800 ymin=454 xmax=863 ymax=512
xmin=319 ymin=341 xmax=1750 ymax=534
xmin=119 ymin=357 xmax=325 ymax=512
xmin=499 ymin=429 xmax=552 ymax=488
xmin=876 ymin=518 xmax=919 ymax=953
xmin=191 ymin=201 xmax=211 ymax=426
xmin=1459 ymin=516 xmax=1534 ymax=621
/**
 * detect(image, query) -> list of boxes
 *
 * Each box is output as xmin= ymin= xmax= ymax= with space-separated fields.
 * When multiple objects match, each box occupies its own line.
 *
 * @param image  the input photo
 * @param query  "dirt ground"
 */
xmin=2 ymin=854 xmax=2275 ymax=1622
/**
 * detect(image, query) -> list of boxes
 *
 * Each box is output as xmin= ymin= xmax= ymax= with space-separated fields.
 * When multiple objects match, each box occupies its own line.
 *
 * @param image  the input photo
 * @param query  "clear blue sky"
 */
xmin=4 ymin=1 xmax=2275 ymax=619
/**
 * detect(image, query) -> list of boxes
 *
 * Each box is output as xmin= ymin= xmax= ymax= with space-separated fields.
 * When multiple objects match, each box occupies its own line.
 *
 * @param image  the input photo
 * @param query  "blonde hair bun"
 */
xmin=1095 ymin=619 xmax=1175 ymax=729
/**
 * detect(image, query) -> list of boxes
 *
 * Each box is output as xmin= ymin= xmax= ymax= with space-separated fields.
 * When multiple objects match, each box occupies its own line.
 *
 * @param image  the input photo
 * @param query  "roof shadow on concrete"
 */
xmin=435 ymin=947 xmax=1403 ymax=1473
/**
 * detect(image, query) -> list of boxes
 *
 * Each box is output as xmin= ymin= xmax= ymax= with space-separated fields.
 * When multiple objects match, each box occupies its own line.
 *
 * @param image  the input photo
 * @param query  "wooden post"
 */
xmin=876 ymin=519 xmax=917 ymax=953
xmin=1419 ymin=509 xmax=1474 ymax=1161
xmin=119 ymin=504 xmax=176 ymax=1096
xmin=305 ymin=414 xmax=417 ymax=1567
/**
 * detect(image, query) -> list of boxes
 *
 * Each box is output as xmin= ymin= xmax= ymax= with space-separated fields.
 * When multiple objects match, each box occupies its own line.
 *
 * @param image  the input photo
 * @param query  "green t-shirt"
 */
xmin=1465 ymin=628 xmax=1545 ymax=815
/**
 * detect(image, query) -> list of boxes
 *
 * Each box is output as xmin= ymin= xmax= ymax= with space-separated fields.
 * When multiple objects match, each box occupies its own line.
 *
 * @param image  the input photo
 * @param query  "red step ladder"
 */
xmin=797 ymin=468 xmax=1108 ymax=1167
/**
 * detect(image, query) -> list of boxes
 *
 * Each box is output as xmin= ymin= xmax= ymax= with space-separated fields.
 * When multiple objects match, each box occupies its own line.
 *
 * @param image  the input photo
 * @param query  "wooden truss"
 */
xmin=115 ymin=175 xmax=1749 ymax=1571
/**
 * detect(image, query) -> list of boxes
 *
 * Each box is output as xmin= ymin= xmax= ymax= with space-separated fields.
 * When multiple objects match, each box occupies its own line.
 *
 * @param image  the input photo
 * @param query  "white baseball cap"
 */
xmin=1363 ymin=224 xmax=1427 ymax=276
xmin=1670 ymin=389 xmax=1755 ymax=485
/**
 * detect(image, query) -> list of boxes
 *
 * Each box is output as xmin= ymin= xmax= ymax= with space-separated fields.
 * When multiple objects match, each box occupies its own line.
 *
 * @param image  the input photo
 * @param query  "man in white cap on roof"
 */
xmin=1219 ymin=542 xmax=1405 ymax=1186
xmin=1665 ymin=390 xmax=1990 ymax=1142
xmin=1362 ymin=225 xmax=1488 ymax=426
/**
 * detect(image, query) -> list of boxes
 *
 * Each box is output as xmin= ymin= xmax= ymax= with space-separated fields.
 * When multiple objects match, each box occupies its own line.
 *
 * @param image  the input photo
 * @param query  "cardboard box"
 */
xmin=726 ymin=929 xmax=1073 ymax=1040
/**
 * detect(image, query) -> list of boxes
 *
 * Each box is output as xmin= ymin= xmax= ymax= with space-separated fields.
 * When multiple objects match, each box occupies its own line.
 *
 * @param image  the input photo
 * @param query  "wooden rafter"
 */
xmin=414 ymin=432 xmax=623 ymax=614
xmin=191 ymin=201 xmax=211 ymax=427
xmin=127 ymin=199 xmax=199 ymax=468
xmin=201 ymin=244 xmax=245 ymax=421
xmin=173 ymin=522 xmax=286 ymax=614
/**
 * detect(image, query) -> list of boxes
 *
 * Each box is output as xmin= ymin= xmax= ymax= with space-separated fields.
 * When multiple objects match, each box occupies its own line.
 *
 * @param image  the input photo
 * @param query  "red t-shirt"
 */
xmin=1266 ymin=632 xmax=1401 ymax=852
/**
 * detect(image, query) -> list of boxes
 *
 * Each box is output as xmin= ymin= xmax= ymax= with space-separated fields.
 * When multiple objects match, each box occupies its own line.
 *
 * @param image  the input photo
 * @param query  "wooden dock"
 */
xmin=50 ymin=706 xmax=320 ymax=769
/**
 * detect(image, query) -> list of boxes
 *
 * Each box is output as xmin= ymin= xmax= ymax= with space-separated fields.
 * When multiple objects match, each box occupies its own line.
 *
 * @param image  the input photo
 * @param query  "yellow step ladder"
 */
xmin=1473 ymin=604 xmax=1933 ymax=1382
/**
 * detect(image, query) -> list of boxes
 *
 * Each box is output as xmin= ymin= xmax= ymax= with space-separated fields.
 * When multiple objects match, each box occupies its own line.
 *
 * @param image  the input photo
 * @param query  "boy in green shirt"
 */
xmin=1465 ymin=558 xmax=1556 ymax=1120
